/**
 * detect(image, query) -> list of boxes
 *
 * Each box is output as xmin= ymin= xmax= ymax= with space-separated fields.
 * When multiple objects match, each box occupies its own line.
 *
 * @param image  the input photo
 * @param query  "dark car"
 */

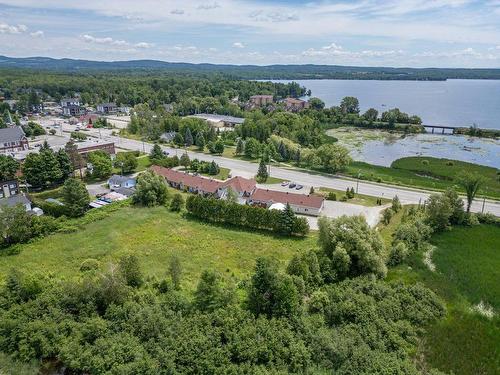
xmin=295 ymin=185 xmax=304 ymax=190
xmin=289 ymin=182 xmax=296 ymax=189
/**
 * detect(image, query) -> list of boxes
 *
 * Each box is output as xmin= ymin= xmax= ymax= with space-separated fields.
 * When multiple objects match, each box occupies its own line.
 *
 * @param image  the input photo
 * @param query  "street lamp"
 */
xmin=356 ymin=170 xmax=361 ymax=194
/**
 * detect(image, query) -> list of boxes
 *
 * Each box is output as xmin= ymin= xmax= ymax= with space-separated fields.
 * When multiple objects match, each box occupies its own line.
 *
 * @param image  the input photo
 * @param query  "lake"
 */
xmin=273 ymin=79 xmax=500 ymax=129
xmin=328 ymin=128 xmax=500 ymax=169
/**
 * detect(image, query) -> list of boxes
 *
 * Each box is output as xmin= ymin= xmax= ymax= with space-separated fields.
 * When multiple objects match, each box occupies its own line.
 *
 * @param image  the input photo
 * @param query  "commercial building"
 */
xmin=283 ymin=97 xmax=310 ymax=112
xmin=97 ymin=103 xmax=117 ymax=114
xmin=188 ymin=114 xmax=245 ymax=128
xmin=0 ymin=127 xmax=29 ymax=154
xmin=249 ymin=95 xmax=274 ymax=106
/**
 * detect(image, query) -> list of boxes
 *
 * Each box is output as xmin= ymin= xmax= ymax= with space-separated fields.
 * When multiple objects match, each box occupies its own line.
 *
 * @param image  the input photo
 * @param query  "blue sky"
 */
xmin=0 ymin=0 xmax=499 ymax=67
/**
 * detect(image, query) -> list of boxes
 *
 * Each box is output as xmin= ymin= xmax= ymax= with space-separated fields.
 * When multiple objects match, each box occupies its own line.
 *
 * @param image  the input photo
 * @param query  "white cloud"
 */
xmin=197 ymin=2 xmax=220 ymax=10
xmin=30 ymin=30 xmax=44 ymax=38
xmin=0 ymin=23 xmax=28 ymax=34
xmin=170 ymin=9 xmax=185 ymax=15
xmin=233 ymin=42 xmax=245 ymax=48
xmin=303 ymin=43 xmax=403 ymax=59
xmin=135 ymin=42 xmax=153 ymax=49
xmin=249 ymin=10 xmax=299 ymax=22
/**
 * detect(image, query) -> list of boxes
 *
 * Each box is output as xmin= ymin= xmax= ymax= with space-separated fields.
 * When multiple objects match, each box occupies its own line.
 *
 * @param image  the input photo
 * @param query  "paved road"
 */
xmin=63 ymin=126 xmax=500 ymax=216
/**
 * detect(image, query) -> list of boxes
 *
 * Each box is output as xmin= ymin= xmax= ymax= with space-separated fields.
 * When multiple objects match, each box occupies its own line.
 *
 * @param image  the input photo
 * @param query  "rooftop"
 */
xmin=0 ymin=194 xmax=31 ymax=208
xmin=0 ymin=126 xmax=26 ymax=143
xmin=250 ymin=188 xmax=324 ymax=209
xmin=108 ymin=174 xmax=136 ymax=185
xmin=151 ymin=165 xmax=222 ymax=193
xmin=189 ymin=113 xmax=245 ymax=125
xmin=222 ymin=176 xmax=256 ymax=193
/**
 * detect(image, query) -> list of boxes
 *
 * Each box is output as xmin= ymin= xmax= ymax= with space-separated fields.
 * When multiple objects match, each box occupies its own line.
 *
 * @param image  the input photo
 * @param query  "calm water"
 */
xmin=274 ymin=79 xmax=500 ymax=129
xmin=328 ymin=129 xmax=500 ymax=169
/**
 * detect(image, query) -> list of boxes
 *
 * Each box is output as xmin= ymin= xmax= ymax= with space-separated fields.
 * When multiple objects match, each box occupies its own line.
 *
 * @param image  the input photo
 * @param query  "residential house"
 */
xmin=160 ymin=132 xmax=177 ymax=143
xmin=222 ymin=176 xmax=256 ymax=198
xmin=189 ymin=114 xmax=245 ymax=128
xmin=0 ymin=126 xmax=29 ymax=154
xmin=60 ymin=98 xmax=80 ymax=107
xmin=249 ymin=95 xmax=274 ymax=107
xmin=283 ymin=97 xmax=310 ymax=112
xmin=0 ymin=180 xmax=32 ymax=212
xmin=108 ymin=174 xmax=136 ymax=190
xmin=117 ymin=106 xmax=131 ymax=115
xmin=0 ymin=180 xmax=19 ymax=199
xmin=62 ymin=104 xmax=85 ymax=117
xmin=151 ymin=165 xmax=222 ymax=197
xmin=248 ymin=188 xmax=325 ymax=216
xmin=97 ymin=102 xmax=117 ymax=114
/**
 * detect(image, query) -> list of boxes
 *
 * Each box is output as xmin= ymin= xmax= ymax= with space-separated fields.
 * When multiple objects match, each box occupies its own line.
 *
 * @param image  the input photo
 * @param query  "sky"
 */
xmin=0 ymin=0 xmax=499 ymax=68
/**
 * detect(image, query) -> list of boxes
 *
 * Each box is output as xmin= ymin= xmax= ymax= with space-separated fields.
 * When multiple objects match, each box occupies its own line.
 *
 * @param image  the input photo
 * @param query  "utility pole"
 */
xmin=482 ymin=197 xmax=486 ymax=213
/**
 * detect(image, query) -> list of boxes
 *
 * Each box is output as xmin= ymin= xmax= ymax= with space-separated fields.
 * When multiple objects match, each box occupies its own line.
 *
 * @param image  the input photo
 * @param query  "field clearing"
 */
xmin=388 ymin=224 xmax=500 ymax=375
xmin=0 ymin=206 xmax=315 ymax=290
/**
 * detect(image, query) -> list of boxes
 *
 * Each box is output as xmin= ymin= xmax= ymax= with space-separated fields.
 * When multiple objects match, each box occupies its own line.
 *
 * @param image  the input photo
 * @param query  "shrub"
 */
xmin=170 ymin=193 xmax=184 ymax=212
xmin=327 ymin=192 xmax=337 ymax=201
xmin=389 ymin=241 xmax=409 ymax=265
xmin=422 ymin=160 xmax=429 ymax=166
xmin=80 ymin=258 xmax=100 ymax=272
xmin=382 ymin=208 xmax=394 ymax=225
xmin=446 ymin=161 xmax=454 ymax=166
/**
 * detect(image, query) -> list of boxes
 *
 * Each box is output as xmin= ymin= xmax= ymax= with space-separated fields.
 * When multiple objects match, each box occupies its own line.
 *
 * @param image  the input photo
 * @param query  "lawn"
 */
xmin=317 ymin=186 xmax=391 ymax=207
xmin=0 ymin=206 xmax=315 ymax=291
xmin=200 ymin=167 xmax=231 ymax=181
xmin=388 ymin=224 xmax=500 ymax=375
xmin=342 ymin=157 xmax=500 ymax=199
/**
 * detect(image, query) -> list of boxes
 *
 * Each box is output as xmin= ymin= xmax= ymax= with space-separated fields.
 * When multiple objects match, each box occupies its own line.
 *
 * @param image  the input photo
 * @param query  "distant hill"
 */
xmin=1 ymin=55 xmax=499 ymax=80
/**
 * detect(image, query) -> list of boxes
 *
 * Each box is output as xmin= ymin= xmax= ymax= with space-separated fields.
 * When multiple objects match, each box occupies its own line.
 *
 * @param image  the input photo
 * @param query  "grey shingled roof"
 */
xmin=0 ymin=126 xmax=26 ymax=143
xmin=0 ymin=194 xmax=31 ymax=208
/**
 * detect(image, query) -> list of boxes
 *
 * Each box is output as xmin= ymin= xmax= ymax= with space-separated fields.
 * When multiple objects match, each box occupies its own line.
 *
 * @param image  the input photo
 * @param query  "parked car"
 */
xmin=281 ymin=181 xmax=289 ymax=186
xmin=289 ymin=182 xmax=296 ymax=189
xmin=295 ymin=185 xmax=304 ymax=190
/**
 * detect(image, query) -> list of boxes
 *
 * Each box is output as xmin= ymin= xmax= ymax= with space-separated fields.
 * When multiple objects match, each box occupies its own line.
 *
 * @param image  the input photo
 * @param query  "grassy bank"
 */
xmin=342 ymin=157 xmax=500 ymax=199
xmin=0 ymin=206 xmax=315 ymax=290
xmin=388 ymin=224 xmax=500 ymax=375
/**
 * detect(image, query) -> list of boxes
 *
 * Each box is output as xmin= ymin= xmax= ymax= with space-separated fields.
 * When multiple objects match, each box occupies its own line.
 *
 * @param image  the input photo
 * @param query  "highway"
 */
xmin=76 ymin=126 xmax=500 ymax=216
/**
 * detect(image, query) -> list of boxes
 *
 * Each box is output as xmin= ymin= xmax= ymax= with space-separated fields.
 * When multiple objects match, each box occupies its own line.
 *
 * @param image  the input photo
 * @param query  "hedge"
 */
xmin=186 ymin=195 xmax=309 ymax=236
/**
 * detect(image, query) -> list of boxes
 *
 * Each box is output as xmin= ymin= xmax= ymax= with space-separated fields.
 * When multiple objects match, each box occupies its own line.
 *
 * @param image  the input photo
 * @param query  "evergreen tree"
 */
xmin=173 ymin=132 xmax=184 ymax=146
xmin=195 ymin=132 xmax=206 ymax=150
xmin=194 ymin=270 xmax=234 ymax=312
xmin=170 ymin=193 xmax=184 ymax=212
xmin=208 ymin=161 xmax=220 ymax=175
xmin=236 ymin=139 xmax=244 ymax=155
xmin=149 ymin=143 xmax=164 ymax=161
xmin=256 ymin=159 xmax=269 ymax=182
xmin=180 ymin=153 xmax=190 ymax=168
xmin=65 ymin=140 xmax=84 ymax=178
xmin=118 ymin=254 xmax=143 ymax=287
xmin=39 ymin=140 xmax=51 ymax=152
xmin=56 ymin=149 xmax=73 ymax=181
xmin=184 ymin=128 xmax=193 ymax=147
xmin=62 ymin=178 xmax=90 ymax=217
xmin=279 ymin=203 xmax=296 ymax=236
xmin=168 ymin=255 xmax=182 ymax=290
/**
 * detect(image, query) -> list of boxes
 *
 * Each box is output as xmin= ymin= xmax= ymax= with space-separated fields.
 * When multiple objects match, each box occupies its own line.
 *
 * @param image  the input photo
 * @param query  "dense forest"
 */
xmin=1 ymin=55 xmax=500 ymax=80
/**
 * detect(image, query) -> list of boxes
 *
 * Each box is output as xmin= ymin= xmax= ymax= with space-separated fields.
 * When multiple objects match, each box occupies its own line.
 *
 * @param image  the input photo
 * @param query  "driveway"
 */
xmin=301 ymin=201 xmax=388 ymax=230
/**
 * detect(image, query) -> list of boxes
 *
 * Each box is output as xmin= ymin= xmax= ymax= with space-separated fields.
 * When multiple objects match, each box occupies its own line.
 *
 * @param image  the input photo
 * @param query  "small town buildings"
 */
xmin=108 ymin=175 xmax=136 ymax=190
xmin=62 ymin=104 xmax=85 ymax=117
xmin=1 ymin=180 xmax=19 ymax=199
xmin=79 ymin=114 xmax=99 ymax=127
xmin=151 ymin=166 xmax=223 ymax=196
xmin=117 ymin=106 xmax=131 ymax=115
xmin=248 ymin=188 xmax=325 ymax=216
xmin=188 ymin=114 xmax=245 ymax=128
xmin=0 ymin=180 xmax=32 ymax=212
xmin=249 ymin=95 xmax=274 ymax=106
xmin=150 ymin=166 xmax=256 ymax=198
xmin=77 ymin=141 xmax=116 ymax=159
xmin=0 ymin=126 xmax=29 ymax=154
xmin=97 ymin=103 xmax=117 ymax=114
xmin=283 ymin=97 xmax=310 ymax=112
xmin=60 ymin=98 xmax=80 ymax=107
xmin=160 ymin=132 xmax=177 ymax=143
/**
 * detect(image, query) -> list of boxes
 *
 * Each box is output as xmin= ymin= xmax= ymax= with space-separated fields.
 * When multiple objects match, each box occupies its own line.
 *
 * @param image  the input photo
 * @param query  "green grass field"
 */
xmin=0 ymin=206 xmax=315 ymax=290
xmin=317 ymin=187 xmax=391 ymax=207
xmin=343 ymin=157 xmax=500 ymax=199
xmin=388 ymin=224 xmax=500 ymax=375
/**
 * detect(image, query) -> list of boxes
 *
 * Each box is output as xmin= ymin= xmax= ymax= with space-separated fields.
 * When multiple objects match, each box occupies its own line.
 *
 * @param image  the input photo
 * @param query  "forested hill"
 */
xmin=1 ymin=55 xmax=500 ymax=80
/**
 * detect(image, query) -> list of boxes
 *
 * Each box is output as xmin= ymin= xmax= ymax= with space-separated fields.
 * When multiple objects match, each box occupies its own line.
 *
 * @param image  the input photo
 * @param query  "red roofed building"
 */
xmin=222 ymin=176 xmax=256 ymax=197
xmin=248 ymin=188 xmax=324 ymax=216
xmin=283 ymin=97 xmax=310 ymax=112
